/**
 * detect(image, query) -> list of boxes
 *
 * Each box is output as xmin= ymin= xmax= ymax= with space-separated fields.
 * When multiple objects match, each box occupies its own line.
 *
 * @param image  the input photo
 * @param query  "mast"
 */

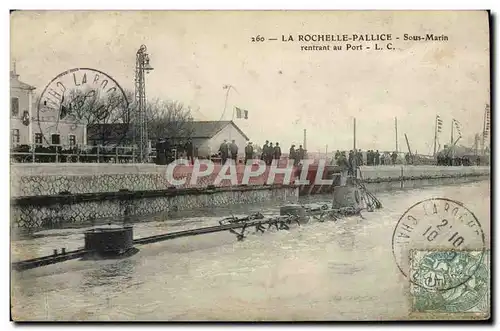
xmin=433 ymin=115 xmax=438 ymax=156
xmin=405 ymin=134 xmax=413 ymax=164
xmin=481 ymin=105 xmax=488 ymax=155
xmin=450 ymin=119 xmax=454 ymax=146
xmin=353 ymin=118 xmax=356 ymax=151
xmin=395 ymin=117 xmax=398 ymax=153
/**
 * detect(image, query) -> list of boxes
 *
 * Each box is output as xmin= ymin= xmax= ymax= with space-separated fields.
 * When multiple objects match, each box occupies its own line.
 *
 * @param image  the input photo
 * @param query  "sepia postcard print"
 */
xmin=9 ymin=10 xmax=491 ymax=321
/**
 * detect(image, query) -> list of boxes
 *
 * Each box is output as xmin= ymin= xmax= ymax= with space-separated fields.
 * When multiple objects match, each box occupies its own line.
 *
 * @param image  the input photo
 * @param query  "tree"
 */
xmin=128 ymin=95 xmax=194 ymax=146
xmin=55 ymin=86 xmax=131 ymax=146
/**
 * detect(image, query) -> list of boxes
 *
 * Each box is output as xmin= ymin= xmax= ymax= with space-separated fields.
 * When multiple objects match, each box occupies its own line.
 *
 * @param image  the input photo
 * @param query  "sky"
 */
xmin=10 ymin=11 xmax=490 ymax=154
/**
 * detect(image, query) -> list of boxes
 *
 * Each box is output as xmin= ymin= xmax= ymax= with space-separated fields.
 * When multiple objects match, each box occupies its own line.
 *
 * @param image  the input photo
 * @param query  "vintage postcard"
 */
xmin=10 ymin=10 xmax=491 ymax=321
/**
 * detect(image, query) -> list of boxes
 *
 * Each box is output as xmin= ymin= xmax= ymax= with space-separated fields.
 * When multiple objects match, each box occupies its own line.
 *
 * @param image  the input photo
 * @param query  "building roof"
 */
xmin=10 ymin=71 xmax=36 ymax=90
xmin=190 ymin=121 xmax=249 ymax=140
xmin=86 ymin=120 xmax=250 ymax=143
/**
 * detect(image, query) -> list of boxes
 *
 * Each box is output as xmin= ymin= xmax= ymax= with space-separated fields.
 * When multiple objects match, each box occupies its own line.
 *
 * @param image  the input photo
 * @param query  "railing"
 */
xmin=10 ymin=143 xmax=145 ymax=164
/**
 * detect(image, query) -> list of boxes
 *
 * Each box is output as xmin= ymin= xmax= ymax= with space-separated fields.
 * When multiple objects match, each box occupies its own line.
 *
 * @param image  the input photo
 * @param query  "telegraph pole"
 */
xmin=353 ymin=118 xmax=356 ymax=151
xmin=395 ymin=117 xmax=398 ymax=153
xmin=135 ymin=45 xmax=154 ymax=163
xmin=433 ymin=116 xmax=438 ymax=156
xmin=450 ymin=119 xmax=454 ymax=146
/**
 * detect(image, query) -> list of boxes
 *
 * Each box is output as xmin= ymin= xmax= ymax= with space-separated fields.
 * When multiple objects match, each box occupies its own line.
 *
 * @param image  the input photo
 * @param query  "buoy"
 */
xmin=280 ymin=204 xmax=308 ymax=224
xmin=84 ymin=225 xmax=134 ymax=256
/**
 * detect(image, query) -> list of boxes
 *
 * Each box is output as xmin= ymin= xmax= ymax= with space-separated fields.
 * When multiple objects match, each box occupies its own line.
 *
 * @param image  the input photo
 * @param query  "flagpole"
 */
xmin=353 ymin=118 xmax=356 ymax=151
xmin=395 ymin=117 xmax=398 ymax=153
xmin=433 ymin=115 xmax=438 ymax=156
xmin=481 ymin=106 xmax=487 ymax=155
xmin=450 ymin=119 xmax=454 ymax=146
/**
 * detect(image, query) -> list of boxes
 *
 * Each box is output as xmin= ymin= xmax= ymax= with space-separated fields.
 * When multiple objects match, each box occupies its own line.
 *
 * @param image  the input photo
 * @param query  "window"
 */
xmin=34 ymin=133 xmax=43 ymax=145
xmin=12 ymin=129 xmax=20 ymax=144
xmin=51 ymin=134 xmax=60 ymax=145
xmin=69 ymin=134 xmax=76 ymax=147
xmin=11 ymin=97 xmax=19 ymax=117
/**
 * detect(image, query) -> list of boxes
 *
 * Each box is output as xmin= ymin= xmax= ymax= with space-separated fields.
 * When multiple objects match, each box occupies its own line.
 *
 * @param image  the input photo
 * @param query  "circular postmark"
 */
xmin=391 ymin=198 xmax=485 ymax=291
xmin=37 ymin=68 xmax=130 ymax=146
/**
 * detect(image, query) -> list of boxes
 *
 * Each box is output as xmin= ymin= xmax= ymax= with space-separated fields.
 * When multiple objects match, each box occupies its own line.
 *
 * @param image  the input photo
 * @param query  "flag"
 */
xmin=453 ymin=119 xmax=462 ymax=138
xmin=235 ymin=106 xmax=248 ymax=119
xmin=59 ymin=94 xmax=69 ymax=120
xmin=484 ymin=104 xmax=490 ymax=139
xmin=436 ymin=115 xmax=443 ymax=133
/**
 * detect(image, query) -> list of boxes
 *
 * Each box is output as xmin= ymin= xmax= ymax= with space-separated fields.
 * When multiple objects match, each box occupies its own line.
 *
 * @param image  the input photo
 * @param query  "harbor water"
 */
xmin=11 ymin=180 xmax=491 ymax=321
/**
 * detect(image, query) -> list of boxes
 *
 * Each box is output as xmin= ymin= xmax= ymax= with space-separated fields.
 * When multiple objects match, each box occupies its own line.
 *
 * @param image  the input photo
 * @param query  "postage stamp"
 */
xmin=409 ymin=249 xmax=490 ymax=318
xmin=391 ymin=198 xmax=486 ymax=286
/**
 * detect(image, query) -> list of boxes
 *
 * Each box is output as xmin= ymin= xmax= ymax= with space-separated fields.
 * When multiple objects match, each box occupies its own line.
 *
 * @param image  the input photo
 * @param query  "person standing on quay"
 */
xmin=297 ymin=145 xmax=305 ymax=164
xmin=357 ymin=149 xmax=363 ymax=166
xmin=261 ymin=140 xmax=269 ymax=161
xmin=245 ymin=142 xmax=254 ymax=165
xmin=274 ymin=142 xmax=282 ymax=162
xmin=219 ymin=139 xmax=229 ymax=165
xmin=267 ymin=142 xmax=274 ymax=165
xmin=289 ymin=144 xmax=296 ymax=166
xmin=185 ymin=138 xmax=194 ymax=165
xmin=230 ymin=140 xmax=238 ymax=164
xmin=391 ymin=151 xmax=398 ymax=165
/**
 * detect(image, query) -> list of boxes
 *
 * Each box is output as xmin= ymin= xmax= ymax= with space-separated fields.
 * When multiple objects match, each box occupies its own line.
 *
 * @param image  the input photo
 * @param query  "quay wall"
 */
xmin=11 ymin=163 xmax=296 ymax=197
xmin=11 ymin=185 xmax=299 ymax=231
xmin=10 ymin=163 xmax=490 ymax=197
xmin=10 ymin=164 xmax=490 ymax=232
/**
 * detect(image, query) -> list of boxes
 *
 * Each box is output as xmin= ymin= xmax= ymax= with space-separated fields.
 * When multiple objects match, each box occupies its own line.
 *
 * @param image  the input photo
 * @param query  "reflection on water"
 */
xmin=81 ymin=259 xmax=137 ymax=290
xmin=11 ymin=181 xmax=490 ymax=321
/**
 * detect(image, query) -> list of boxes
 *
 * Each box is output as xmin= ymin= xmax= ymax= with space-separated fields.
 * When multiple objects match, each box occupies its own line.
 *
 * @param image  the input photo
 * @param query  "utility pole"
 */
xmin=482 ymin=104 xmax=490 ymax=155
xmin=353 ymin=118 xmax=356 ymax=151
xmin=395 ymin=117 xmax=398 ymax=153
xmin=450 ymin=119 xmax=454 ymax=146
xmin=433 ymin=116 xmax=437 ymax=156
xmin=405 ymin=133 xmax=413 ymax=164
xmin=135 ymin=45 xmax=154 ymax=163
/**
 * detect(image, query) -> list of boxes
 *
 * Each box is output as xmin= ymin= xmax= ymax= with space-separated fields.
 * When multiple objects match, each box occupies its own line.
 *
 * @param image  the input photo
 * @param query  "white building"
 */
xmin=190 ymin=121 xmax=249 ymax=158
xmin=10 ymin=69 xmax=86 ymax=148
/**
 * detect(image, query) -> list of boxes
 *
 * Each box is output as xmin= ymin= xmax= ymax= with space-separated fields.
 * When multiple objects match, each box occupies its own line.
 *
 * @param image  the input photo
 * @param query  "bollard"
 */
xmin=61 ymin=248 xmax=66 ymax=254
xmin=53 ymin=249 xmax=58 ymax=256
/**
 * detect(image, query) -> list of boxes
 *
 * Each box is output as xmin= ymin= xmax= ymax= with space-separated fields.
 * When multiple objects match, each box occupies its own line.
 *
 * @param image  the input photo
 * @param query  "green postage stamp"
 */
xmin=409 ymin=249 xmax=490 ymax=319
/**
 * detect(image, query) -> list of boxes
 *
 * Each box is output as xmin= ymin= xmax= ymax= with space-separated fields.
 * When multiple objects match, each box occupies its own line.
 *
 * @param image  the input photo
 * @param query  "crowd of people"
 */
xmin=156 ymin=136 xmax=484 ymax=169
xmin=217 ymin=139 xmax=240 ymax=165
xmin=216 ymin=140 xmax=307 ymax=166
xmin=333 ymin=150 xmax=400 ymax=175
xmin=334 ymin=150 xmax=400 ymax=167
xmin=155 ymin=137 xmax=197 ymax=165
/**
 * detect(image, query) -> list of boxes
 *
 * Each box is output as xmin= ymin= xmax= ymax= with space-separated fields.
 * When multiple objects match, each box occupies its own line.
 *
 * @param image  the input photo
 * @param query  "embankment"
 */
xmin=10 ymin=163 xmax=490 ymax=231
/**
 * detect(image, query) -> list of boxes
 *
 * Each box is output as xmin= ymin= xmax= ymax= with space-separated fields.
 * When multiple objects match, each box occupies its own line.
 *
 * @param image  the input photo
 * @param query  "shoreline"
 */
xmin=10 ymin=164 xmax=490 ymax=232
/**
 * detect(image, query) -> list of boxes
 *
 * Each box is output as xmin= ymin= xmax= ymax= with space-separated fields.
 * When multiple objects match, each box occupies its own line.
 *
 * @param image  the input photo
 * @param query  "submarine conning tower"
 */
xmin=84 ymin=224 xmax=134 ymax=256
